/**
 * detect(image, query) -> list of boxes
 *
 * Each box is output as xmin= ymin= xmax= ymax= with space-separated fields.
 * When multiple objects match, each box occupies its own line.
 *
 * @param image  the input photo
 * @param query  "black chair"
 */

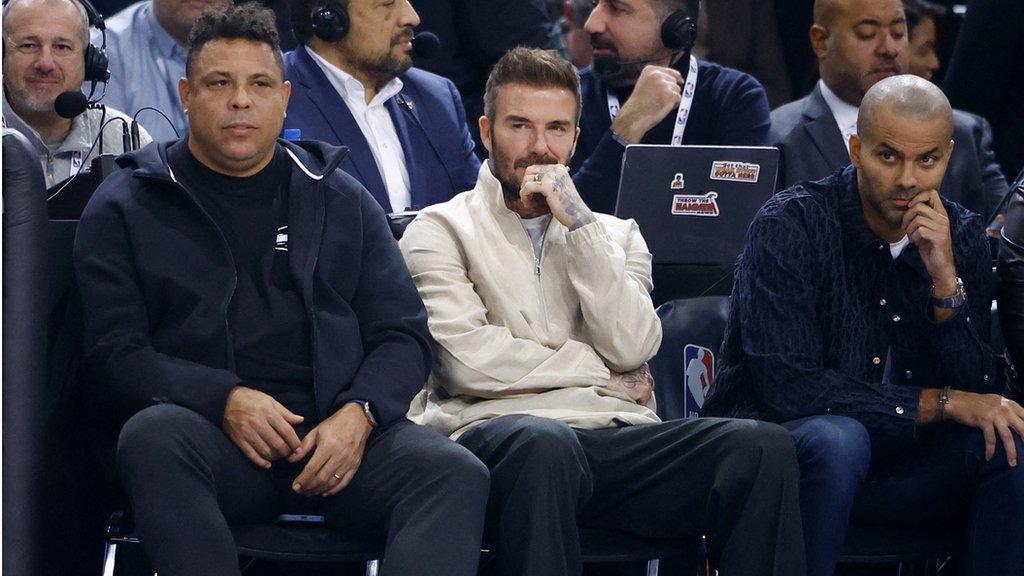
xmin=651 ymin=296 xmax=964 ymax=573
xmin=649 ymin=296 xmax=730 ymax=421
xmin=839 ymin=524 xmax=959 ymax=573
xmin=579 ymin=529 xmax=699 ymax=575
xmin=102 ymin=512 xmax=385 ymax=576
xmin=103 ymin=514 xmax=696 ymax=576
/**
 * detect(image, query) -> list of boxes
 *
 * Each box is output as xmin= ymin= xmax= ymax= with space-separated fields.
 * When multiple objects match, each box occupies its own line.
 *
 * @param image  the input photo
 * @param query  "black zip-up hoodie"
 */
xmin=74 ymin=139 xmax=432 ymax=428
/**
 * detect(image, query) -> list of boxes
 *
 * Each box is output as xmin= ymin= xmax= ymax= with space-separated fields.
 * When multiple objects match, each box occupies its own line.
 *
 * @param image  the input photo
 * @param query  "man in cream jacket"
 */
xmin=400 ymin=47 xmax=805 ymax=576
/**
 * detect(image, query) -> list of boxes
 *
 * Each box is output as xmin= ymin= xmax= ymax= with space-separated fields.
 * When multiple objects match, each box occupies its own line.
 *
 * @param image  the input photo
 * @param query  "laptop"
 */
xmin=614 ymin=144 xmax=779 ymax=266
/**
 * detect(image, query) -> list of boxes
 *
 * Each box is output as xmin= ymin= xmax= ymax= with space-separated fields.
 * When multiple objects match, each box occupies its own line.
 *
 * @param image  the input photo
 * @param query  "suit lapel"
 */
xmin=293 ymin=49 xmax=391 ymax=210
xmin=386 ymin=86 xmax=454 ymax=209
xmin=802 ymin=85 xmax=850 ymax=173
xmin=385 ymin=95 xmax=426 ymax=210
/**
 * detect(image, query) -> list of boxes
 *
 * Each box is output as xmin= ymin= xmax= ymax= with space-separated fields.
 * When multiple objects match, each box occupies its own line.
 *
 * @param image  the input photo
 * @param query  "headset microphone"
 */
xmin=54 ymin=91 xmax=91 ymax=119
xmin=593 ymin=53 xmax=670 ymax=76
xmin=593 ymin=10 xmax=697 ymax=77
xmin=410 ymin=31 xmax=440 ymax=59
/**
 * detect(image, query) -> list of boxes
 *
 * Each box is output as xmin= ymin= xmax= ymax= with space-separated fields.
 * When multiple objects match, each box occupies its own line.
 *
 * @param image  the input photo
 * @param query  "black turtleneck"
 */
xmin=166 ymin=140 xmax=316 ymax=423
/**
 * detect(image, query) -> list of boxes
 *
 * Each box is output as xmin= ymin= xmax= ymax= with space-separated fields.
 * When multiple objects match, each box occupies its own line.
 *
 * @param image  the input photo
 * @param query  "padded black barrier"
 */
xmin=3 ymin=128 xmax=51 ymax=576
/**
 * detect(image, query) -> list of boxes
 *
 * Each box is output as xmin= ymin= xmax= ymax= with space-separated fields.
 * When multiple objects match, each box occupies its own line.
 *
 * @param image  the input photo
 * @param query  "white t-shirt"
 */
xmin=306 ymin=46 xmax=412 ymax=212
xmin=520 ymin=215 xmax=553 ymax=259
xmin=890 ymin=235 xmax=910 ymax=259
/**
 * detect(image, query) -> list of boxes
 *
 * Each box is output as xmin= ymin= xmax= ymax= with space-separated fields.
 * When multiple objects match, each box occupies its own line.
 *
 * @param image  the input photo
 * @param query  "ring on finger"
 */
xmin=333 ymin=473 xmax=342 ymax=480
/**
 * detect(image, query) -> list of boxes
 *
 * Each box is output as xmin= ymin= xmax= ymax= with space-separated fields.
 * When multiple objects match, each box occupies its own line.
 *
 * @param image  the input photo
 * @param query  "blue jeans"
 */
xmin=782 ymin=416 xmax=871 ymax=576
xmin=785 ymin=415 xmax=1024 ymax=576
xmin=852 ymin=422 xmax=1024 ymax=576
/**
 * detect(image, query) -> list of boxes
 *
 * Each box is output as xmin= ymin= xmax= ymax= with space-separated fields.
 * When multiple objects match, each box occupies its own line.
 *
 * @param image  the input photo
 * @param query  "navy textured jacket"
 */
xmin=283 ymin=47 xmax=480 ymax=212
xmin=570 ymin=59 xmax=771 ymax=214
xmin=74 ymin=139 xmax=433 ymax=428
xmin=703 ymin=166 xmax=998 ymax=439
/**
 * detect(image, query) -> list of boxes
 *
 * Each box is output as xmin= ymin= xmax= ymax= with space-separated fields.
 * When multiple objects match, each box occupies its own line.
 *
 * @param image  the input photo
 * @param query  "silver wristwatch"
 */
xmin=931 ymin=277 xmax=966 ymax=309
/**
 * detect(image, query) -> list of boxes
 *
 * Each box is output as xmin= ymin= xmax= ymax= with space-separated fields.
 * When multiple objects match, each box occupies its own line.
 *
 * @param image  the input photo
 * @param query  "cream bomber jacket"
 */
xmin=400 ymin=162 xmax=663 ymax=439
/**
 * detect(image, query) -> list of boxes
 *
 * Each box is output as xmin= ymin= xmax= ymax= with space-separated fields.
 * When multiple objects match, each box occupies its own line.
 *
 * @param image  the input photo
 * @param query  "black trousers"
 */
xmin=458 ymin=414 xmax=806 ymax=576
xmin=117 ymin=404 xmax=489 ymax=576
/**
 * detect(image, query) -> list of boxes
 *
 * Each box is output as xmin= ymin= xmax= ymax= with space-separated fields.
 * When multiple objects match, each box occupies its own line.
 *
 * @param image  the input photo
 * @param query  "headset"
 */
xmin=311 ymin=2 xmax=349 ymax=42
xmin=78 ymin=0 xmax=109 ymax=85
xmin=660 ymin=9 xmax=697 ymax=53
xmin=594 ymin=8 xmax=697 ymax=76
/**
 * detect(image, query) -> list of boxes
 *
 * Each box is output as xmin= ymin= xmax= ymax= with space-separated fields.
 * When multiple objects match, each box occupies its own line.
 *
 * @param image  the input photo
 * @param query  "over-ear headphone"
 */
xmin=0 ymin=0 xmax=109 ymax=84
xmin=78 ymin=0 xmax=109 ymax=84
xmin=660 ymin=10 xmax=697 ymax=53
xmin=311 ymin=4 xmax=349 ymax=42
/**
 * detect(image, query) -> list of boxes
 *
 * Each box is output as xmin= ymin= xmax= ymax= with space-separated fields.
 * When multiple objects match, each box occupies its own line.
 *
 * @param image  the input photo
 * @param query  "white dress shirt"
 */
xmin=306 ymin=46 xmax=412 ymax=212
xmin=818 ymin=79 xmax=860 ymax=154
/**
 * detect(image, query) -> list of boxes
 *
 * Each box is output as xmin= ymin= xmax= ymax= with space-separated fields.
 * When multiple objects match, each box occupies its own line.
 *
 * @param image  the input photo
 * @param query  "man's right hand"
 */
xmin=223 ymin=386 xmax=304 ymax=469
xmin=607 ymin=363 xmax=655 ymax=405
xmin=945 ymin=390 xmax=1024 ymax=466
xmin=610 ymin=65 xmax=684 ymax=143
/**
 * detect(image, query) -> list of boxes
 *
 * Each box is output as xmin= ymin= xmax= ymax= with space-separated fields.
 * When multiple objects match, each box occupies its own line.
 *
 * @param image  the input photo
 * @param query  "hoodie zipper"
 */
xmin=160 ymin=177 xmax=240 ymax=370
xmin=521 ymin=220 xmax=550 ymax=327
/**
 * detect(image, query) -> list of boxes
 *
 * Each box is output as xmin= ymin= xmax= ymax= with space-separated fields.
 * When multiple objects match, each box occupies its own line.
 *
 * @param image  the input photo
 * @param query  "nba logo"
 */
xmin=683 ymin=344 xmax=715 ymax=418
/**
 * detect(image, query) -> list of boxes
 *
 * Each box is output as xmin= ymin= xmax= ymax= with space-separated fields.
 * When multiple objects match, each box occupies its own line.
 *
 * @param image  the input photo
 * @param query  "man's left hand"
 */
xmin=521 ymin=164 xmax=597 ymax=231
xmin=904 ymin=189 xmax=957 ymax=293
xmin=290 ymin=403 xmax=372 ymax=497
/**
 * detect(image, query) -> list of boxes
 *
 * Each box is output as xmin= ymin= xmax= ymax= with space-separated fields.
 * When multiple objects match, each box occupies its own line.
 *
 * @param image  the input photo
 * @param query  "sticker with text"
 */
xmin=672 ymin=192 xmax=719 ymax=217
xmin=710 ymin=161 xmax=760 ymax=183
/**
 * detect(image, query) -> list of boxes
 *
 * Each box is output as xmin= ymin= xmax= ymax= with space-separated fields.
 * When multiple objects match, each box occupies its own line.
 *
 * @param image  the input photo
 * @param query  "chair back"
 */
xmin=650 ymin=296 xmax=731 ymax=421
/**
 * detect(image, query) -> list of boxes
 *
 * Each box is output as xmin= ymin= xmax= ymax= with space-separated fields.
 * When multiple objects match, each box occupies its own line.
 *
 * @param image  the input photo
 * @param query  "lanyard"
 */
xmin=606 ymin=55 xmax=699 ymax=146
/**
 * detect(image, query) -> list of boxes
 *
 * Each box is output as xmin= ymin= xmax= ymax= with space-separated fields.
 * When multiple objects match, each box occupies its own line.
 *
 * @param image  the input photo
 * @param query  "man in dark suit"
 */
xmin=283 ymin=0 xmax=480 ymax=213
xmin=771 ymin=0 xmax=1007 ymax=220
xmin=569 ymin=0 xmax=772 ymax=215
xmin=409 ymin=0 xmax=554 ymax=157
xmin=944 ymin=0 xmax=1024 ymax=182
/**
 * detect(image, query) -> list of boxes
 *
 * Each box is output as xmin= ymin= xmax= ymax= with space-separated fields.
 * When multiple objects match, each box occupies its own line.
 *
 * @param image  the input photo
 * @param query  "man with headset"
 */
xmin=283 ymin=0 xmax=480 ymax=213
xmin=570 ymin=0 xmax=772 ymax=214
xmin=2 ymin=0 xmax=150 ymax=187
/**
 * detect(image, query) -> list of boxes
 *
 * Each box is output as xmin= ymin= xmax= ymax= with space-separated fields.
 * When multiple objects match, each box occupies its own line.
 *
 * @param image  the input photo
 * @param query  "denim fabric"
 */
xmin=782 ymin=415 xmax=871 ymax=576
xmin=852 ymin=424 xmax=1024 ymax=576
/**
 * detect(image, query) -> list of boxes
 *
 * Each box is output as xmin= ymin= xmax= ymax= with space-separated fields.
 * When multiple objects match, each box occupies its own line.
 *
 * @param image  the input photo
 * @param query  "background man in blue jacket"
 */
xmin=283 ymin=0 xmax=480 ymax=213
xmin=73 ymin=5 xmax=488 ymax=575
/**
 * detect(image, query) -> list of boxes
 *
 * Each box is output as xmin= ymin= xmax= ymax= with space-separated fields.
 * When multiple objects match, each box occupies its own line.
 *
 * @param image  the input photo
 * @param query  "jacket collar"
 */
xmin=119 ymin=137 xmax=349 ymax=185
xmin=477 ymin=160 xmax=564 ymax=248
xmin=835 ymin=165 xmax=930 ymax=278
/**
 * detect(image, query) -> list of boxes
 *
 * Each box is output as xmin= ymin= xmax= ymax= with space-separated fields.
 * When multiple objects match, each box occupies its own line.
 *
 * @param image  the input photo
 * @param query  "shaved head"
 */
xmin=813 ymin=0 xmax=843 ymax=27
xmin=849 ymin=74 xmax=955 ymax=241
xmin=857 ymin=74 xmax=952 ymax=141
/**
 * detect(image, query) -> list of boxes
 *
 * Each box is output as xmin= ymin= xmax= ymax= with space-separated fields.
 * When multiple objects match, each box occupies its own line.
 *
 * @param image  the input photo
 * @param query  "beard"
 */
xmin=3 ymin=76 xmax=64 ymax=114
xmin=488 ymin=137 xmax=561 ymax=211
xmin=352 ymin=30 xmax=415 ymax=79
xmin=590 ymin=34 xmax=647 ymax=87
